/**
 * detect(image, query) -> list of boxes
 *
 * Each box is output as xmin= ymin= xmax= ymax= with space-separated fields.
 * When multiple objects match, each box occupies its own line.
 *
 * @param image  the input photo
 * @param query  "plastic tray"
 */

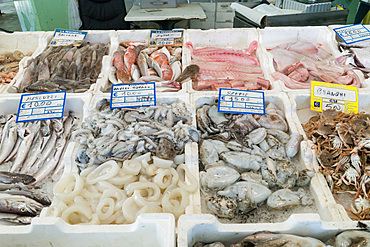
xmin=6 ymin=31 xmax=115 ymax=94
xmin=288 ymin=91 xmax=370 ymax=221
xmin=258 ymin=26 xmax=369 ymax=92
xmin=0 ymin=214 xmax=175 ymax=247
xmin=94 ymin=29 xmax=187 ymax=94
xmin=190 ymin=91 xmax=345 ymax=224
xmin=183 ymin=28 xmax=280 ymax=93
xmin=178 ymin=213 xmax=364 ymax=247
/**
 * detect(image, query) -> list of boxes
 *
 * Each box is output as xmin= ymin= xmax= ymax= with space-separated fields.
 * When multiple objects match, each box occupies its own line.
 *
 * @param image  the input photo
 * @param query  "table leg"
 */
xmin=154 ymin=20 xmax=179 ymax=30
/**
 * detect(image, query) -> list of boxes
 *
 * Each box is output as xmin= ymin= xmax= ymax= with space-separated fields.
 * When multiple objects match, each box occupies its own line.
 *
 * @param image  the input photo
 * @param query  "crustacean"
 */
xmin=303 ymin=109 xmax=370 ymax=219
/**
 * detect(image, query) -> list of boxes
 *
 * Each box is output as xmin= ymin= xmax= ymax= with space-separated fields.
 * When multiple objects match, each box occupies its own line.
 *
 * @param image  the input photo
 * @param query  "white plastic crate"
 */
xmin=6 ymin=31 xmax=115 ymax=95
xmin=0 ymin=31 xmax=45 ymax=94
xmin=258 ymin=27 xmax=369 ymax=92
xmin=178 ymin=214 xmax=363 ymax=247
xmin=0 ymin=214 xmax=175 ymax=247
xmin=289 ymin=91 xmax=370 ymax=221
xmin=190 ymin=91 xmax=342 ymax=224
xmin=94 ymin=29 xmax=187 ymax=94
xmin=183 ymin=28 xmax=280 ymax=93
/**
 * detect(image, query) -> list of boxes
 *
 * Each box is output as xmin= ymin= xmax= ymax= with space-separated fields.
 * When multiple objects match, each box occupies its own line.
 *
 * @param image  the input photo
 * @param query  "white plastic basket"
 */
xmin=183 ymin=28 xmax=280 ymax=93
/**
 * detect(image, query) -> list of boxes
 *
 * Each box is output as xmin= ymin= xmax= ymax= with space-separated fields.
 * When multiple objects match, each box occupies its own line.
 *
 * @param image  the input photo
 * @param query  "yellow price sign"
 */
xmin=310 ymin=81 xmax=358 ymax=114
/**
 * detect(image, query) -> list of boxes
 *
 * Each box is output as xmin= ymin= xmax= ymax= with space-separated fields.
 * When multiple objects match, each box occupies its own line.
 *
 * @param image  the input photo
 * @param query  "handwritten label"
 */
xmin=16 ymin=91 xmax=66 ymax=122
xmin=110 ymin=82 xmax=156 ymax=109
xmin=49 ymin=29 xmax=88 ymax=47
xmin=311 ymin=81 xmax=358 ymax=114
xmin=218 ymin=88 xmax=265 ymax=115
xmin=333 ymin=24 xmax=370 ymax=44
xmin=149 ymin=30 xmax=183 ymax=47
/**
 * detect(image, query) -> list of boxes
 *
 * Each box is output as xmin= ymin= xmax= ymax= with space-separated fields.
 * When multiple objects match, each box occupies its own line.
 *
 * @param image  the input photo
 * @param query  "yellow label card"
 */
xmin=310 ymin=81 xmax=358 ymax=114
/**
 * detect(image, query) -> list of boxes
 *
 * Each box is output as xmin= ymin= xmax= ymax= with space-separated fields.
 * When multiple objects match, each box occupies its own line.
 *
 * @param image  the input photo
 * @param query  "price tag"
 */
xmin=49 ymin=29 xmax=88 ymax=47
xmin=333 ymin=24 xmax=370 ymax=44
xmin=149 ymin=30 xmax=183 ymax=47
xmin=311 ymin=81 xmax=358 ymax=114
xmin=110 ymin=82 xmax=156 ymax=109
xmin=218 ymin=88 xmax=265 ymax=115
xmin=16 ymin=91 xmax=66 ymax=122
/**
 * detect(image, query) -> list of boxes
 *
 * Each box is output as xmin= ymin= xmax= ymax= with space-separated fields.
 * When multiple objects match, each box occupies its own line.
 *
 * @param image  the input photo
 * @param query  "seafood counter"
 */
xmin=0 ymin=27 xmax=370 ymax=246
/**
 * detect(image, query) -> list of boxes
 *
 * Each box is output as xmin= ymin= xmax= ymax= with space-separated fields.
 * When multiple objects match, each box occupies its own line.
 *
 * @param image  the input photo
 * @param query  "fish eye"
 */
xmin=20 ymin=208 xmax=26 ymax=212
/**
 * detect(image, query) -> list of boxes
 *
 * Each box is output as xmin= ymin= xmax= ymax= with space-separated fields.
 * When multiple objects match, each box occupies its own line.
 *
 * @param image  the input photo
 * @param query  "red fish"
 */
xmin=161 ymin=61 xmax=173 ymax=81
xmin=124 ymin=46 xmax=137 ymax=77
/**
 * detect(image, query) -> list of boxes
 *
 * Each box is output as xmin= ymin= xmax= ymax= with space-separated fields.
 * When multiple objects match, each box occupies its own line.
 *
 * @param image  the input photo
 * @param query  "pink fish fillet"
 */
xmin=195 ymin=61 xmax=263 ymax=74
xmin=198 ymin=69 xmax=263 ymax=80
xmin=271 ymin=71 xmax=311 ymax=89
xmin=186 ymin=41 xmax=259 ymax=66
xmin=277 ymin=40 xmax=319 ymax=56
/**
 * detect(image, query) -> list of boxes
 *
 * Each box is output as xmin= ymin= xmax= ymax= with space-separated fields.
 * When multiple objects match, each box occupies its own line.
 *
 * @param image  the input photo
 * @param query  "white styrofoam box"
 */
xmin=190 ymin=91 xmax=342 ymax=223
xmin=257 ymin=27 xmax=369 ymax=92
xmin=0 ymin=214 xmax=175 ymax=247
xmin=216 ymin=2 xmax=234 ymax=12
xmin=94 ymin=29 xmax=187 ymax=94
xmin=6 ymin=31 xmax=115 ymax=95
xmin=0 ymin=31 xmax=45 ymax=94
xmin=288 ymin=91 xmax=370 ymax=221
xmin=215 ymin=11 xmax=235 ymax=22
xmin=183 ymin=28 xmax=281 ymax=93
xmin=65 ymin=92 xmax=200 ymax=217
xmin=178 ymin=214 xmax=363 ymax=247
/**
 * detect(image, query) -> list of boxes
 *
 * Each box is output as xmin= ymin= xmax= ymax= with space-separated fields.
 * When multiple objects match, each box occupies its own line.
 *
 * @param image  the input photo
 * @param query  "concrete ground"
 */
xmin=0 ymin=0 xmax=22 ymax=32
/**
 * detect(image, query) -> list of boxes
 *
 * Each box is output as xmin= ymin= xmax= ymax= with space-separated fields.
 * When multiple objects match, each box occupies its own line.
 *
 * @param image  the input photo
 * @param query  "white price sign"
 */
xmin=49 ymin=29 xmax=87 ymax=47
xmin=334 ymin=24 xmax=370 ymax=44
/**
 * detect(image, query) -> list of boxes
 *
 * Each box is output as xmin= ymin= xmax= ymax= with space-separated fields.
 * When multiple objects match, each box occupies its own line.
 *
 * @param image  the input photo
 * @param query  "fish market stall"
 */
xmin=0 ymin=27 xmax=369 ymax=246
xmin=96 ymin=30 xmax=188 ymax=94
xmin=5 ymin=31 xmax=114 ymax=94
xmin=259 ymin=26 xmax=367 ymax=91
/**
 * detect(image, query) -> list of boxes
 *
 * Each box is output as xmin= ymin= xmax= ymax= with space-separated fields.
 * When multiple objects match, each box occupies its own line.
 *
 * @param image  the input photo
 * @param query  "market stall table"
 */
xmin=125 ymin=3 xmax=206 ymax=30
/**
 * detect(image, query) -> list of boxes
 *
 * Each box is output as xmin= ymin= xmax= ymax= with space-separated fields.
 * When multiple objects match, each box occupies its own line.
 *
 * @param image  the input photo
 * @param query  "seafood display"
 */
xmin=302 ymin=109 xmax=370 ymax=220
xmin=73 ymin=98 xmax=199 ymax=169
xmin=269 ymin=40 xmax=362 ymax=89
xmin=108 ymin=41 xmax=185 ymax=92
xmin=197 ymin=100 xmax=314 ymax=222
xmin=194 ymin=230 xmax=370 ymax=247
xmin=0 ymin=50 xmax=27 ymax=84
xmin=14 ymin=43 xmax=109 ymax=93
xmin=186 ymin=41 xmax=271 ymax=91
xmin=0 ymin=111 xmax=78 ymax=224
xmin=337 ymin=42 xmax=370 ymax=79
xmin=49 ymin=154 xmax=198 ymax=224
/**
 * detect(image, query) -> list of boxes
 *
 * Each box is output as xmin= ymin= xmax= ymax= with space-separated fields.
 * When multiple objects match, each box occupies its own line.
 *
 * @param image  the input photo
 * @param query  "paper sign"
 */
xmin=149 ymin=30 xmax=183 ymax=47
xmin=49 ymin=29 xmax=88 ymax=47
xmin=311 ymin=81 xmax=358 ymax=114
xmin=16 ymin=91 xmax=66 ymax=122
xmin=218 ymin=88 xmax=265 ymax=115
xmin=110 ymin=82 xmax=156 ymax=109
xmin=333 ymin=24 xmax=370 ymax=44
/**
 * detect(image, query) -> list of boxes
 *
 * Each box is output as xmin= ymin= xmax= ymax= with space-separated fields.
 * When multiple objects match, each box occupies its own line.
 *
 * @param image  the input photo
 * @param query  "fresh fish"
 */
xmin=151 ymin=50 xmax=168 ymax=66
xmin=19 ymin=131 xmax=43 ymax=173
xmin=124 ymin=46 xmax=138 ymax=77
xmin=5 ymin=188 xmax=51 ymax=206
xmin=62 ymin=46 xmax=77 ymax=62
xmin=18 ymin=60 xmax=36 ymax=92
xmin=170 ymin=47 xmax=182 ymax=64
xmin=0 ymin=216 xmax=33 ymax=225
xmin=137 ymin=51 xmax=149 ymax=77
xmin=66 ymin=62 xmax=77 ymax=80
xmin=175 ymin=64 xmax=200 ymax=83
xmin=37 ymin=58 xmax=50 ymax=80
xmin=0 ymin=193 xmax=43 ymax=216
xmin=0 ymin=171 xmax=35 ymax=184
xmin=161 ymin=61 xmax=173 ymax=81
xmin=131 ymin=64 xmax=141 ymax=81
xmin=171 ymin=61 xmax=181 ymax=81
xmin=28 ymin=131 xmax=57 ymax=175
xmin=0 ymin=125 xmax=18 ymax=164
xmin=147 ymin=56 xmax=162 ymax=78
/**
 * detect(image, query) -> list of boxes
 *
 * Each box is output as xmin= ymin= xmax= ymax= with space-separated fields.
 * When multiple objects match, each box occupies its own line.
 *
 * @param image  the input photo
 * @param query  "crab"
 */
xmin=338 ymin=167 xmax=360 ymax=187
xmin=351 ymin=196 xmax=370 ymax=219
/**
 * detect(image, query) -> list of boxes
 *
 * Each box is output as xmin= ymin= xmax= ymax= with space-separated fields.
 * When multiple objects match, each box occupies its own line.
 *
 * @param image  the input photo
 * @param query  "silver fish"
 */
xmin=0 ymin=125 xmax=18 ymax=164
xmin=0 ymin=171 xmax=35 ymax=184
xmin=5 ymin=188 xmax=51 ymax=206
xmin=0 ymin=193 xmax=43 ymax=216
xmin=0 ymin=216 xmax=33 ymax=225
